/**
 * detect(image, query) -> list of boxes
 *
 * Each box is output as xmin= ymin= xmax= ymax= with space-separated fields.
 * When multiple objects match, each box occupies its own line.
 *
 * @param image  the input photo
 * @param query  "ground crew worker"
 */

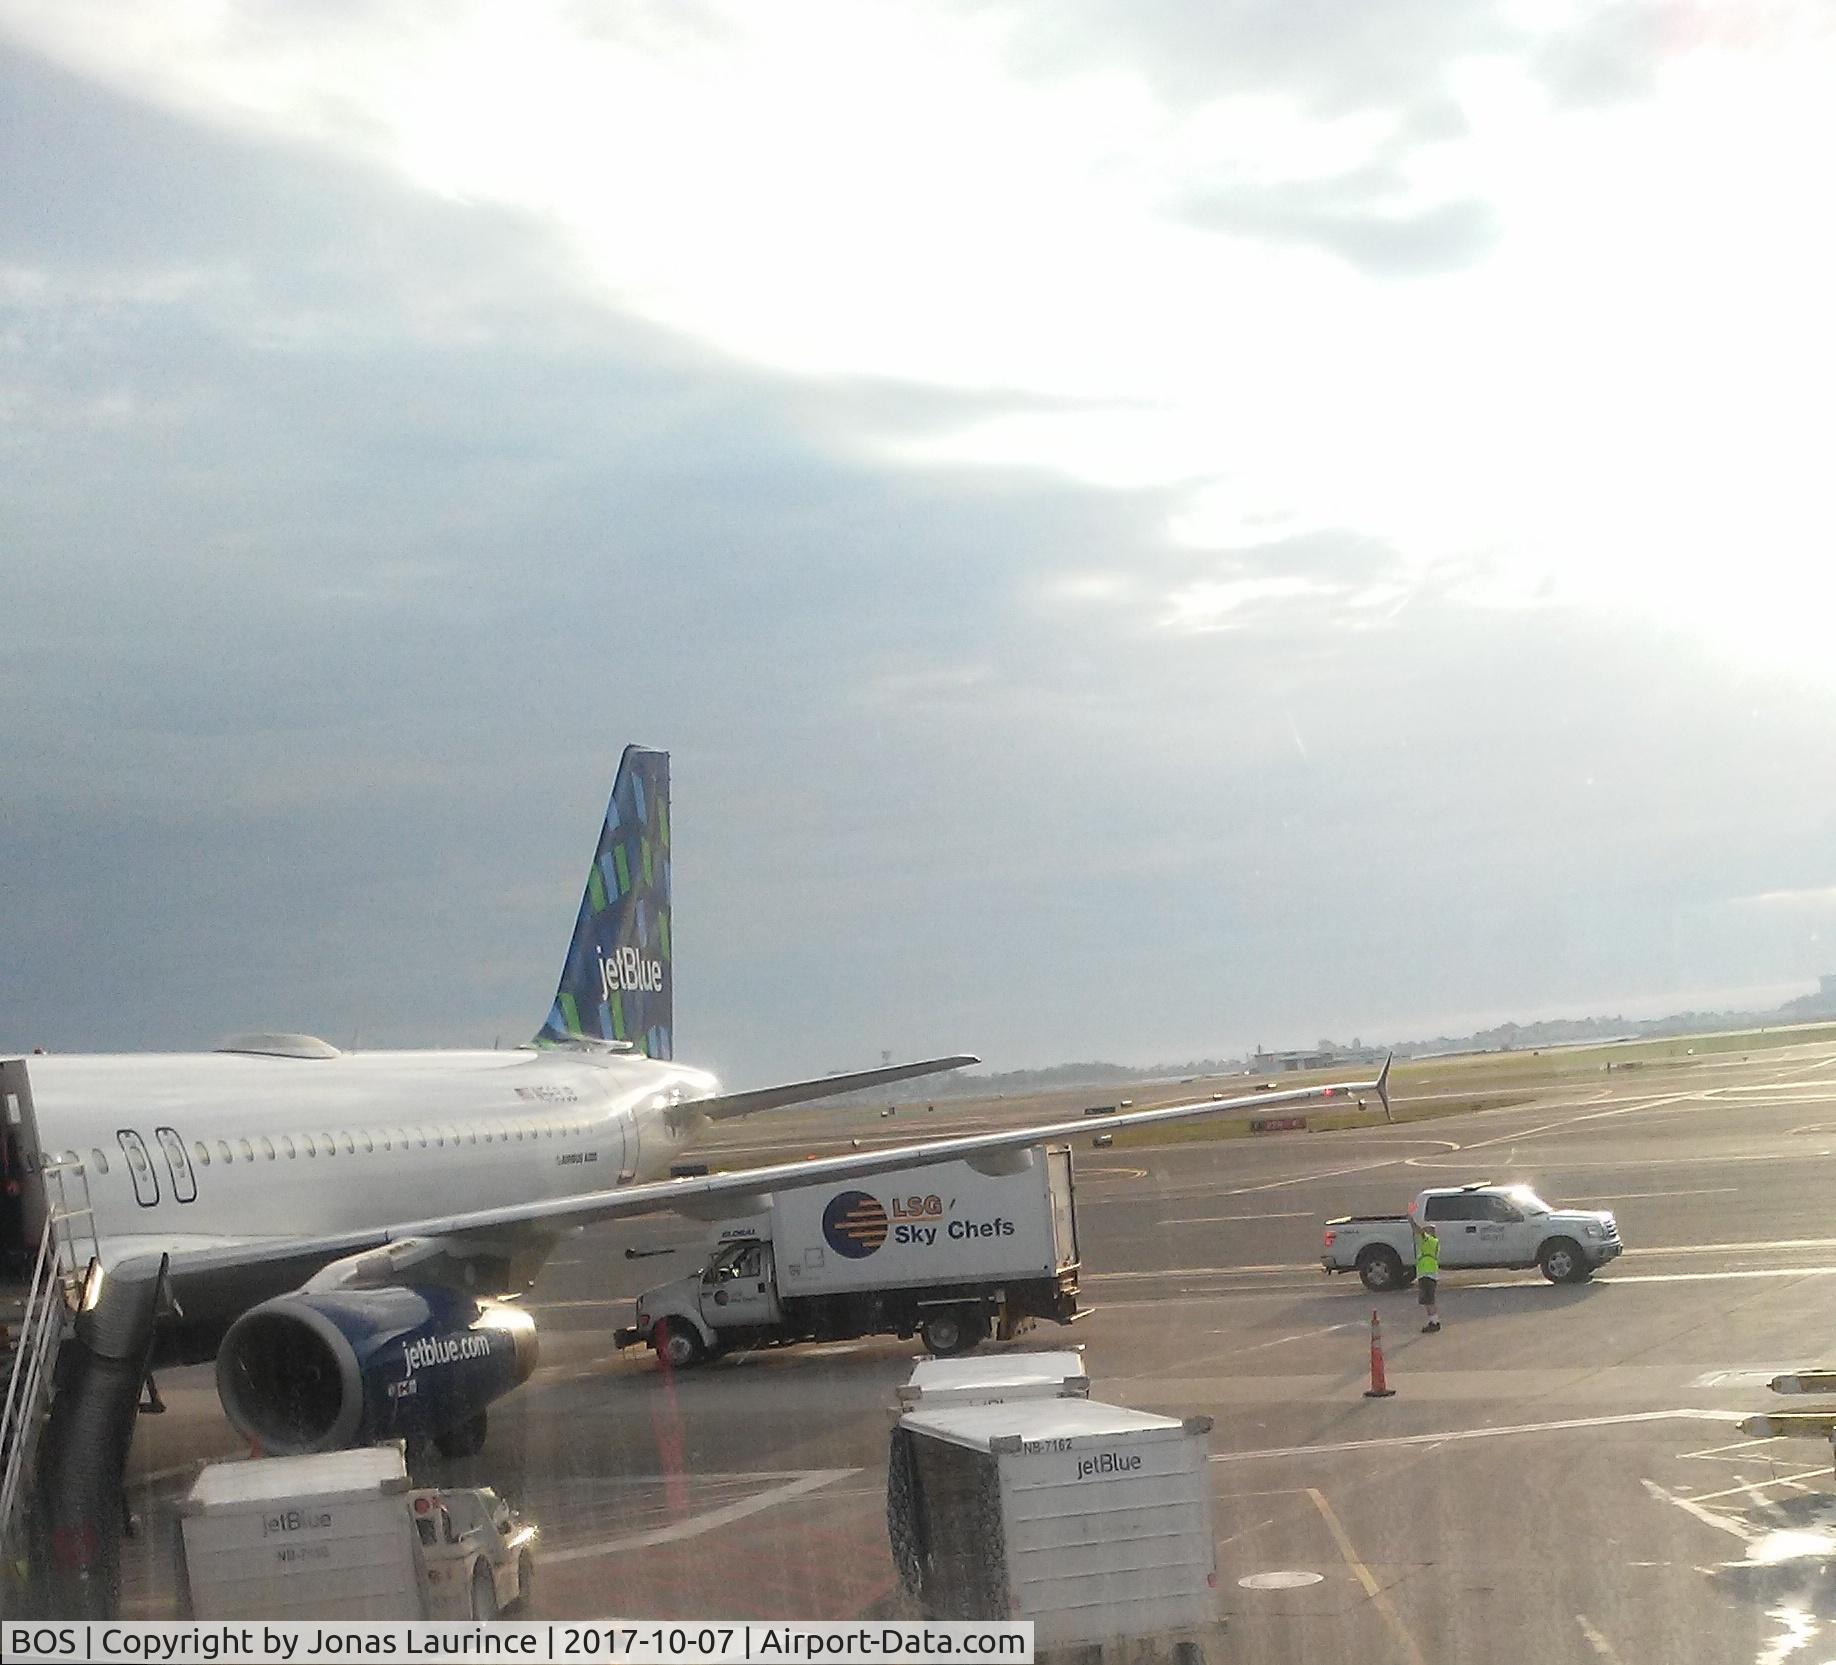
xmin=1415 ymin=1219 xmax=1441 ymax=1332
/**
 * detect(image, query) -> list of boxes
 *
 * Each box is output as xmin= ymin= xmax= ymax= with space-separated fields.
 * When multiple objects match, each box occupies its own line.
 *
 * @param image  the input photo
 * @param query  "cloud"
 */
xmin=6 ymin=13 xmax=1836 ymax=1077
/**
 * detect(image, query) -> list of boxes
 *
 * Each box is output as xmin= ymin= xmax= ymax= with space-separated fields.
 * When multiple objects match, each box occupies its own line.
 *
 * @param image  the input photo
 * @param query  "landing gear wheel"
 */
xmin=1539 ymin=1239 xmax=1590 ymax=1284
xmin=470 ymin=1562 xmax=498 ymax=1620
xmin=1357 ymin=1247 xmax=1406 ymax=1292
xmin=434 ymin=1412 xmax=488 ymax=1459
xmin=920 ymin=1309 xmax=980 ymax=1357
xmin=654 ymin=1321 xmax=706 ymax=1369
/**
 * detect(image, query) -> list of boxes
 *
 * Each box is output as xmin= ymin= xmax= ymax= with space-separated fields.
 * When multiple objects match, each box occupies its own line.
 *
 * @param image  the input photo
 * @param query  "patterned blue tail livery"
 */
xmin=536 ymin=746 xmax=672 ymax=1057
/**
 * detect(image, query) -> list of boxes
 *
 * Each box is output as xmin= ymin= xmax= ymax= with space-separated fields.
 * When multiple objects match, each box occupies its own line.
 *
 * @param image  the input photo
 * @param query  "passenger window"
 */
xmin=216 ymin=1140 xmax=232 ymax=1164
xmin=259 ymin=1138 xmax=275 ymax=1160
xmin=340 ymin=1132 xmax=355 ymax=1155
xmin=360 ymin=1132 xmax=373 ymax=1154
xmin=1488 ymin=1197 xmax=1523 ymax=1223
xmin=90 ymin=1148 xmax=110 ymax=1175
xmin=301 ymin=1136 xmax=316 ymax=1158
xmin=281 ymin=1137 xmax=296 ymax=1159
xmin=193 ymin=1141 xmax=210 ymax=1167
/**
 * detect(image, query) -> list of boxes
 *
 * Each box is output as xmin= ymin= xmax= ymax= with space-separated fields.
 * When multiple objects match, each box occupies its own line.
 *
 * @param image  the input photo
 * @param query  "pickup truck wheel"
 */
xmin=1357 ymin=1247 xmax=1407 ymax=1292
xmin=1539 ymin=1239 xmax=1589 ymax=1284
xmin=509 ymin=1551 xmax=534 ymax=1615
xmin=470 ymin=1562 xmax=498 ymax=1621
xmin=920 ymin=1309 xmax=977 ymax=1357
xmin=654 ymin=1321 xmax=706 ymax=1369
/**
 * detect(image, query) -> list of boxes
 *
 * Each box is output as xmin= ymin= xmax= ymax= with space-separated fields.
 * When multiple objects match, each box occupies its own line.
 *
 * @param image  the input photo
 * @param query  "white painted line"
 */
xmin=1624 ymin=1237 xmax=1836 ymax=1257
xmin=1475 ymin=1266 xmax=1836 ymax=1289
xmin=1640 ymin=1477 xmax=1757 ymax=1543
xmin=1239 ymin=1323 xmax=1361 ymax=1354
xmin=1687 ymin=1466 xmax=1831 ymax=1505
xmin=1571 ymin=1189 xmax=1736 ymax=1202
xmin=1165 ymin=1212 xmax=1315 ymax=1224
xmin=1211 ymin=1408 xmax=1740 ymax=1463
xmin=544 ymin=1469 xmax=857 ymax=1563
xmin=1576 ymin=1614 xmax=1627 ymax=1665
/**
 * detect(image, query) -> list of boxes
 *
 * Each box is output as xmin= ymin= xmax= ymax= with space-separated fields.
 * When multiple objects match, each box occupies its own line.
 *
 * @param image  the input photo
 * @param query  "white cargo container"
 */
xmin=177 ymin=1446 xmax=537 ymax=1620
xmin=886 ymin=1400 xmax=1217 ymax=1653
xmin=617 ymin=1147 xmax=1081 ymax=1366
xmin=898 ymin=1351 xmax=1090 ymax=1410
xmin=178 ymin=1446 xmax=424 ymax=1619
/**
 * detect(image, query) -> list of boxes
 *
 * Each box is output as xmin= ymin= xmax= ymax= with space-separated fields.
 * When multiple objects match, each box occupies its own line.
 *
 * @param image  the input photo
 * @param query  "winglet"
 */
xmin=1375 ymin=1052 xmax=1393 ymax=1122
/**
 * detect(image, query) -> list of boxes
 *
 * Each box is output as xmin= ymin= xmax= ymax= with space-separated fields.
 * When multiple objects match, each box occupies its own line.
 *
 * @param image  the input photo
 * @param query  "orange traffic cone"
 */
xmin=1364 ymin=1308 xmax=1396 ymax=1399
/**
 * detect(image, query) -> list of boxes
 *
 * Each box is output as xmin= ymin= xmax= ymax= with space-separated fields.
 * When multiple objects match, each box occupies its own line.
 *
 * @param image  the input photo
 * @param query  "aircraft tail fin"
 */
xmin=536 ymin=746 xmax=672 ymax=1058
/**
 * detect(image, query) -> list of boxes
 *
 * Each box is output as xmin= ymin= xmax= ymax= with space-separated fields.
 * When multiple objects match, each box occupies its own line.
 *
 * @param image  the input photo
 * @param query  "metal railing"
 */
xmin=0 ymin=1160 xmax=99 ymax=1551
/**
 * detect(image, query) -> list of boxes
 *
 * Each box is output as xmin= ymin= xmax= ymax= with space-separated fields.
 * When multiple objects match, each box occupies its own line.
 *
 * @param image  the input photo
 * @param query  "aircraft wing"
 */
xmin=133 ymin=1059 xmax=1389 ymax=1303
xmin=686 ymin=1054 xmax=980 ymax=1121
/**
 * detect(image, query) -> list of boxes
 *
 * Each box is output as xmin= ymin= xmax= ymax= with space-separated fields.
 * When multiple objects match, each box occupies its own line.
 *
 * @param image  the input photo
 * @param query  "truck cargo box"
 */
xmin=726 ymin=1147 xmax=1078 ymax=1300
xmin=898 ymin=1351 xmax=1090 ymax=1410
xmin=887 ymin=1399 xmax=1217 ymax=1649
xmin=179 ymin=1446 xmax=424 ymax=1619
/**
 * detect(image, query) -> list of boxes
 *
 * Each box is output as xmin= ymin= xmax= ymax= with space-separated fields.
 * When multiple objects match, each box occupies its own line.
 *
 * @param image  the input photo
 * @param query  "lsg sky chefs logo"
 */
xmin=822 ymin=1191 xmax=890 ymax=1258
xmin=598 ymin=944 xmax=664 ymax=1000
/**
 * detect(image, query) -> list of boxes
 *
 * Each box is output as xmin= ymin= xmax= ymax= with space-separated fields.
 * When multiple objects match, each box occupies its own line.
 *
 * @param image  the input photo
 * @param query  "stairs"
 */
xmin=0 ymin=1160 xmax=99 ymax=1611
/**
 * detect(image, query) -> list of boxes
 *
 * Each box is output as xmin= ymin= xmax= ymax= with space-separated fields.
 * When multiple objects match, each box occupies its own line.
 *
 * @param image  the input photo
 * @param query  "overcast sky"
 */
xmin=4 ymin=1 xmax=1835 ymax=1083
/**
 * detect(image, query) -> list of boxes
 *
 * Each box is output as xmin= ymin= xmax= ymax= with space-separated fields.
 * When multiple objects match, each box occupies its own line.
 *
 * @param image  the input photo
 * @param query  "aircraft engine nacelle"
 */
xmin=215 ymin=1285 xmax=538 ymax=1456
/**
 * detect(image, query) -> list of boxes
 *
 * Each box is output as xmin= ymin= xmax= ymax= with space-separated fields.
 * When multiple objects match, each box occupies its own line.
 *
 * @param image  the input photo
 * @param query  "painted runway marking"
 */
xmin=1307 ymin=1488 xmax=1428 ymax=1665
xmin=1576 ymin=1614 xmax=1628 ymax=1664
xmin=1641 ymin=1477 xmax=1757 ymax=1543
xmin=1239 ymin=1322 xmax=1361 ymax=1354
xmin=1164 ymin=1211 xmax=1314 ymax=1224
xmin=1213 ymin=1408 xmax=1740 ymax=1463
xmin=1473 ymin=1265 xmax=1836 ymax=1289
xmin=1687 ymin=1466 xmax=1831 ymax=1505
xmin=1571 ymin=1188 xmax=1736 ymax=1202
xmin=545 ymin=1468 xmax=857 ymax=1563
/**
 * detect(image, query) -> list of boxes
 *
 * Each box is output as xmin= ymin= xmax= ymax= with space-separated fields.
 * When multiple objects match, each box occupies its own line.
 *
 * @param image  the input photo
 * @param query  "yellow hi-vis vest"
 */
xmin=1416 ymin=1231 xmax=1440 ymax=1277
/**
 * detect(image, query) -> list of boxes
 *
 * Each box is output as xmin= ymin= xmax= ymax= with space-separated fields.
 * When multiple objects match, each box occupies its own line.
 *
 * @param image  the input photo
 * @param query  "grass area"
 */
xmin=1110 ymin=1090 xmax=1533 ymax=1148
xmin=1402 ymin=1019 xmax=1836 ymax=1082
xmin=1109 ymin=1018 xmax=1836 ymax=1148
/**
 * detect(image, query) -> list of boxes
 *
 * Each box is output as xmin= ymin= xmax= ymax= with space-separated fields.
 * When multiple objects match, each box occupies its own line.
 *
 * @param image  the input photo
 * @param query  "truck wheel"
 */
xmin=470 ymin=1562 xmax=498 ymax=1620
xmin=654 ymin=1321 xmax=705 ymax=1369
xmin=434 ymin=1412 xmax=488 ymax=1459
xmin=509 ymin=1551 xmax=535 ymax=1614
xmin=920 ymin=1309 xmax=977 ymax=1357
xmin=1539 ymin=1239 xmax=1590 ymax=1284
xmin=1357 ymin=1247 xmax=1406 ymax=1292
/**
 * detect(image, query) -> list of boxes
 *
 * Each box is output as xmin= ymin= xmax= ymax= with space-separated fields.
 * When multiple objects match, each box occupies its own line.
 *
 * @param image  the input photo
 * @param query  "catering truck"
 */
xmin=177 ymin=1445 xmax=536 ymax=1620
xmin=1321 ymin=1181 xmax=1624 ymax=1291
xmin=615 ymin=1147 xmax=1081 ymax=1366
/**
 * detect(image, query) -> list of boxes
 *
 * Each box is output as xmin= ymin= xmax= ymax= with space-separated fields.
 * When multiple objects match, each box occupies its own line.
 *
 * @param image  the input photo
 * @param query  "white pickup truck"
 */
xmin=1321 ymin=1182 xmax=1624 ymax=1291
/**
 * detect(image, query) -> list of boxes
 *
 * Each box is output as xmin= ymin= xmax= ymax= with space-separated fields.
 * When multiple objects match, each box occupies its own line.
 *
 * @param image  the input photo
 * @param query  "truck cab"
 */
xmin=627 ymin=1233 xmax=785 ymax=1366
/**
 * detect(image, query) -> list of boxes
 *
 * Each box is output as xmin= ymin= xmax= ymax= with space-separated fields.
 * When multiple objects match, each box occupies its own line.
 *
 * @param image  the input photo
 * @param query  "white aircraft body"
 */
xmin=1 ymin=746 xmax=1383 ymax=1457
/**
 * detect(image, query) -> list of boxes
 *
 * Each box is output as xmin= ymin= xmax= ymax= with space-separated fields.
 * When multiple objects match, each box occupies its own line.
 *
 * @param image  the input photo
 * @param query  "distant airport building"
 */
xmin=1251 ymin=1048 xmax=1338 ymax=1073
xmin=1250 ymin=1040 xmax=1387 ymax=1073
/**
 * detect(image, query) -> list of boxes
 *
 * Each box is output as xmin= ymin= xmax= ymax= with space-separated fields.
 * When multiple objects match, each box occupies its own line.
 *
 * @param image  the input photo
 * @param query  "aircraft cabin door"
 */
xmin=154 ymin=1126 xmax=198 ymax=1203
xmin=117 ymin=1129 xmax=161 ymax=1208
xmin=0 ymin=1058 xmax=48 ymax=1274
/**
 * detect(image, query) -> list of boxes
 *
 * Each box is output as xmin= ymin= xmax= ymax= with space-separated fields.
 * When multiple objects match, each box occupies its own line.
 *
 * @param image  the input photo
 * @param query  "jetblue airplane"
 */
xmin=1 ymin=746 xmax=1384 ymax=1458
